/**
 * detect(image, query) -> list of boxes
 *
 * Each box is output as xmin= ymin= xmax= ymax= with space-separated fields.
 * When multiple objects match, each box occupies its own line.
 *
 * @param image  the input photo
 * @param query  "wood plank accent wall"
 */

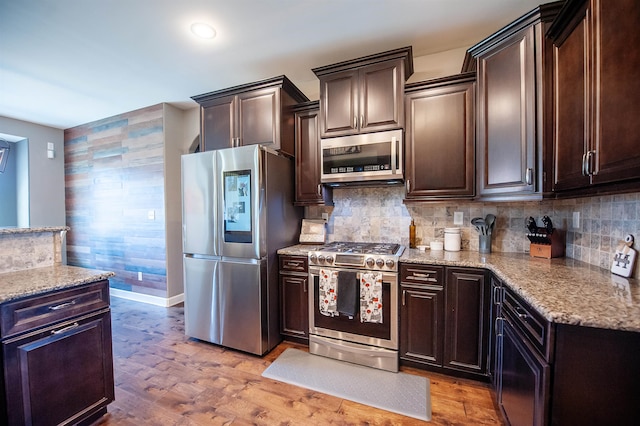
xmin=64 ymin=104 xmax=168 ymax=298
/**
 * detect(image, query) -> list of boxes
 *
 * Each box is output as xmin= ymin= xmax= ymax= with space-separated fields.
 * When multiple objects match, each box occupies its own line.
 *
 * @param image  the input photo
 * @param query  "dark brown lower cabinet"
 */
xmin=444 ymin=268 xmax=490 ymax=375
xmin=400 ymin=264 xmax=489 ymax=380
xmin=500 ymin=315 xmax=550 ymax=426
xmin=0 ymin=280 xmax=114 ymax=426
xmin=279 ymin=255 xmax=309 ymax=343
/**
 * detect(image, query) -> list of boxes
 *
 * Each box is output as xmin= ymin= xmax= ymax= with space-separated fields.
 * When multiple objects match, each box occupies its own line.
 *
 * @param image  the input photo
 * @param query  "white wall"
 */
xmin=163 ymin=104 xmax=199 ymax=300
xmin=0 ymin=116 xmax=65 ymax=228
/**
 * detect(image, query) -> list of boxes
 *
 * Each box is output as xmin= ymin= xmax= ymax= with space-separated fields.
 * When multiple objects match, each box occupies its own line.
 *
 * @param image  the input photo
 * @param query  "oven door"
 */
xmin=308 ymin=266 xmax=398 ymax=350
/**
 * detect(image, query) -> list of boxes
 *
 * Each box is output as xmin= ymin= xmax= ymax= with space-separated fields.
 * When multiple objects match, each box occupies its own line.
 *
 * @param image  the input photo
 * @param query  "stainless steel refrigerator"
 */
xmin=181 ymin=144 xmax=303 ymax=355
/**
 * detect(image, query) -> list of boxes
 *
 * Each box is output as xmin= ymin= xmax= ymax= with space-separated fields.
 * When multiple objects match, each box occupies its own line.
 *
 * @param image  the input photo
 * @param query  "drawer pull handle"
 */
xmin=286 ymin=262 xmax=301 ymax=267
xmin=515 ymin=306 xmax=528 ymax=319
xmin=48 ymin=300 xmax=77 ymax=311
xmin=410 ymin=273 xmax=438 ymax=283
xmin=52 ymin=322 xmax=79 ymax=335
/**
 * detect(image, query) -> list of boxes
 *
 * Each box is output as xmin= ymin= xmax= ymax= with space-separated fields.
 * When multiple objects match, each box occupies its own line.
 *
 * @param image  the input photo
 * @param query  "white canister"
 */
xmin=444 ymin=227 xmax=461 ymax=251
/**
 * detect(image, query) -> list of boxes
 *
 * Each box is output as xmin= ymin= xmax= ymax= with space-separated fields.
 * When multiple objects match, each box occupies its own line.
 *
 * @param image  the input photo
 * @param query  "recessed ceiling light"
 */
xmin=190 ymin=22 xmax=216 ymax=39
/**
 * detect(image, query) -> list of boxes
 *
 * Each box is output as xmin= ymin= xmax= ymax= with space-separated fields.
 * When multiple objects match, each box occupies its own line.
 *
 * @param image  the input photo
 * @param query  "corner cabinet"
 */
xmin=192 ymin=75 xmax=309 ymax=155
xmin=400 ymin=263 xmax=489 ymax=380
xmin=293 ymin=101 xmax=332 ymax=206
xmin=0 ymin=280 xmax=114 ymax=426
xmin=466 ymin=3 xmax=562 ymax=200
xmin=278 ymin=255 xmax=309 ymax=343
xmin=312 ymin=47 xmax=414 ymax=138
xmin=548 ymin=0 xmax=640 ymax=195
xmin=404 ymin=73 xmax=475 ymax=201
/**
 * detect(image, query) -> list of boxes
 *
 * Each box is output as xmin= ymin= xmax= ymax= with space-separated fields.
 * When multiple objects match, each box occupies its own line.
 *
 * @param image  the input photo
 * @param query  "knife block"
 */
xmin=529 ymin=229 xmax=565 ymax=259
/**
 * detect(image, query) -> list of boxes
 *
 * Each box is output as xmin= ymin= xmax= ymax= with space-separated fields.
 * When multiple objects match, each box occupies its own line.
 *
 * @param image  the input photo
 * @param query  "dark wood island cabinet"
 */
xmin=0 ymin=277 xmax=114 ymax=426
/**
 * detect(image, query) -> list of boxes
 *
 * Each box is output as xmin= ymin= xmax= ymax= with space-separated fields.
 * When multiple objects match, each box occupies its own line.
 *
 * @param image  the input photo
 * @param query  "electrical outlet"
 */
xmin=148 ymin=210 xmax=155 ymax=220
xmin=321 ymin=212 xmax=329 ymax=221
xmin=138 ymin=272 xmax=143 ymax=281
xmin=572 ymin=212 xmax=580 ymax=229
xmin=453 ymin=211 xmax=463 ymax=225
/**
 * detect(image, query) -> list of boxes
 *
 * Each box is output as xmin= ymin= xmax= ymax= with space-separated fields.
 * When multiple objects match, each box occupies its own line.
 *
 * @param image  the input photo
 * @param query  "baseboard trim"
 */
xmin=110 ymin=288 xmax=184 ymax=307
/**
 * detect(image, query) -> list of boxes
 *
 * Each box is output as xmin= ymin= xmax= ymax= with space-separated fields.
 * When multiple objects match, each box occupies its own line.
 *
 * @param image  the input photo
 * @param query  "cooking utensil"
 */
xmin=485 ymin=214 xmax=496 ymax=235
xmin=471 ymin=217 xmax=486 ymax=235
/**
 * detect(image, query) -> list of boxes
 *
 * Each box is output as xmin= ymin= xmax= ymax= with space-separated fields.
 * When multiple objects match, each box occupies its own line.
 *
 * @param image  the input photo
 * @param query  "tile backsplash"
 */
xmin=307 ymin=187 xmax=640 ymax=277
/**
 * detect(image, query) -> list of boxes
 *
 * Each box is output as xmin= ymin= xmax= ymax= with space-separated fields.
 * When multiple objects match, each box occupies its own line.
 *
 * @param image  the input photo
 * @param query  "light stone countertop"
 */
xmin=278 ymin=244 xmax=640 ymax=333
xmin=0 ymin=265 xmax=115 ymax=304
xmin=0 ymin=226 xmax=70 ymax=235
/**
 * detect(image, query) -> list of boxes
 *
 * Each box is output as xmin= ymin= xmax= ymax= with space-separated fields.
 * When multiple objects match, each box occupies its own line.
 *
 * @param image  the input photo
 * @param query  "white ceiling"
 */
xmin=0 ymin=0 xmax=553 ymax=130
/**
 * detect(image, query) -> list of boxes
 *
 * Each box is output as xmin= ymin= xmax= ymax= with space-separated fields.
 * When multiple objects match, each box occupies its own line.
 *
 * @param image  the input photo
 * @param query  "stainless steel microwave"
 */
xmin=320 ymin=129 xmax=403 ymax=186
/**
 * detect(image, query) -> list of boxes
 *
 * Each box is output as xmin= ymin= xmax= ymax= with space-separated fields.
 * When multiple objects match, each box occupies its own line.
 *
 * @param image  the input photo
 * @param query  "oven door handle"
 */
xmin=315 ymin=335 xmax=395 ymax=356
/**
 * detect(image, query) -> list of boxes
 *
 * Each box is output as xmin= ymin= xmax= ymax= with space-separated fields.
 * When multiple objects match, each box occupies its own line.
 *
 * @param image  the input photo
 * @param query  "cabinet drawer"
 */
xmin=0 ymin=280 xmax=110 ymax=339
xmin=502 ymin=286 xmax=552 ymax=361
xmin=400 ymin=264 xmax=444 ymax=286
xmin=279 ymin=255 xmax=308 ymax=274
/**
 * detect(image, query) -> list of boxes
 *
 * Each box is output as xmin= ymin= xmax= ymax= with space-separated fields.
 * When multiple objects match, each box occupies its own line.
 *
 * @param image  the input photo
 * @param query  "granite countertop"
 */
xmin=0 ymin=226 xmax=70 ymax=235
xmin=278 ymin=244 xmax=640 ymax=333
xmin=0 ymin=265 xmax=115 ymax=304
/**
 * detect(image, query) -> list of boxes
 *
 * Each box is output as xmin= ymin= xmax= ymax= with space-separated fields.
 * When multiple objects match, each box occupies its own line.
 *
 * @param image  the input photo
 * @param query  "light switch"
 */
xmin=148 ymin=210 xmax=155 ymax=220
xmin=572 ymin=212 xmax=580 ymax=229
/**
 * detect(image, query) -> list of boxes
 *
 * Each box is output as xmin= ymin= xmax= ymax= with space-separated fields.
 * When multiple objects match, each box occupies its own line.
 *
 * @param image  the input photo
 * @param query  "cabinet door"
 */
xmin=202 ymin=95 xmax=235 ymax=151
xmin=477 ymin=25 xmax=537 ymax=197
xmin=359 ymin=59 xmax=404 ymax=133
xmin=444 ymin=268 xmax=489 ymax=374
xmin=294 ymin=107 xmax=329 ymax=206
xmin=3 ymin=310 xmax=114 ymax=426
xmin=319 ymin=69 xmax=359 ymax=137
xmin=405 ymin=78 xmax=475 ymax=199
xmin=591 ymin=0 xmax=640 ymax=185
xmin=280 ymin=274 xmax=309 ymax=339
xmin=237 ymin=87 xmax=280 ymax=149
xmin=552 ymin=2 xmax=591 ymax=191
xmin=399 ymin=284 xmax=444 ymax=366
xmin=500 ymin=318 xmax=550 ymax=426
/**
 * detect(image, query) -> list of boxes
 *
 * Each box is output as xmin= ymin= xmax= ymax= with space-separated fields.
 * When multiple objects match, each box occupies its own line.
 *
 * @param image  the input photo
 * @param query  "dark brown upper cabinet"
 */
xmin=548 ymin=0 xmax=640 ymax=195
xmin=312 ymin=47 xmax=413 ymax=138
xmin=192 ymin=76 xmax=309 ymax=156
xmin=293 ymin=101 xmax=332 ymax=206
xmin=464 ymin=3 xmax=562 ymax=201
xmin=404 ymin=73 xmax=476 ymax=201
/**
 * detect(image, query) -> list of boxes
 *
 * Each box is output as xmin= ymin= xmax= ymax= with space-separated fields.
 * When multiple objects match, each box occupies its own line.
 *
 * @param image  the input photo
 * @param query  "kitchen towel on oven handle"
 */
xmin=360 ymin=271 xmax=383 ymax=324
xmin=319 ymin=269 xmax=338 ymax=316
xmin=337 ymin=271 xmax=360 ymax=318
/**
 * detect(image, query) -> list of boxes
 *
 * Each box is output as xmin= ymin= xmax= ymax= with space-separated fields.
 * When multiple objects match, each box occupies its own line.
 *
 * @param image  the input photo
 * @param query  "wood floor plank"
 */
xmin=96 ymin=297 xmax=505 ymax=425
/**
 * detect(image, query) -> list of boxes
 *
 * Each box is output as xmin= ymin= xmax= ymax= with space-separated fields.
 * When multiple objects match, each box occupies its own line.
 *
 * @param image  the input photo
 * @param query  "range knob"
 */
xmin=365 ymin=257 xmax=375 ymax=268
xmin=385 ymin=259 xmax=395 ymax=268
xmin=317 ymin=255 xmax=325 ymax=263
xmin=325 ymin=255 xmax=334 ymax=264
xmin=309 ymin=254 xmax=317 ymax=263
xmin=375 ymin=258 xmax=385 ymax=268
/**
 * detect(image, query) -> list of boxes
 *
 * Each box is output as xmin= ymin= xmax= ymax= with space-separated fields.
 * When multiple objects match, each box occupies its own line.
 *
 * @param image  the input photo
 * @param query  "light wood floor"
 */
xmin=95 ymin=297 xmax=504 ymax=425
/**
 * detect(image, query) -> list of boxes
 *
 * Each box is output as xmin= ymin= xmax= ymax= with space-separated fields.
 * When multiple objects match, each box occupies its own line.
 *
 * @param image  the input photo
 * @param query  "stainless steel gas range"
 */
xmin=307 ymin=242 xmax=404 ymax=372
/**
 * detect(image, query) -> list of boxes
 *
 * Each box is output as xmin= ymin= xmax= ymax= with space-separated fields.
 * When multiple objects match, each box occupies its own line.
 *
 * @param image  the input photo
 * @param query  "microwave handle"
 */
xmin=391 ymin=136 xmax=397 ymax=174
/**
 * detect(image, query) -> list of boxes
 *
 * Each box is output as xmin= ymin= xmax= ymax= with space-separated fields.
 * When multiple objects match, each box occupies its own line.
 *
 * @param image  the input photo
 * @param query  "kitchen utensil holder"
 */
xmin=529 ymin=229 xmax=565 ymax=259
xmin=479 ymin=234 xmax=491 ymax=254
